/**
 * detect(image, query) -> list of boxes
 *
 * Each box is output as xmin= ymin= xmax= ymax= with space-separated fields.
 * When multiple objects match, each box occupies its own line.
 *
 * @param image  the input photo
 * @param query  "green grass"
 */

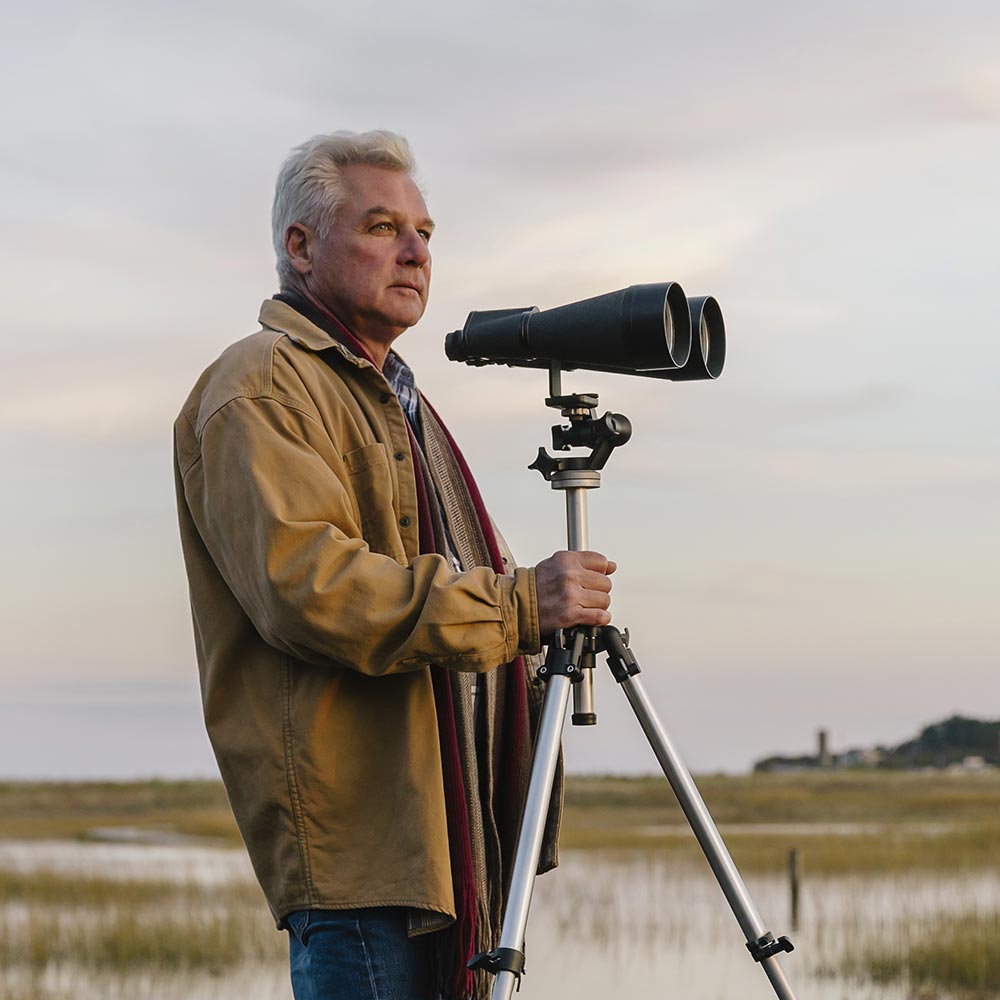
xmin=557 ymin=770 xmax=1000 ymax=872
xmin=563 ymin=770 xmax=1000 ymax=825
xmin=0 ymin=903 xmax=284 ymax=974
xmin=0 ymin=779 xmax=242 ymax=844
xmin=4 ymin=772 xmax=1000 ymax=874
xmin=0 ymin=870 xmax=283 ymax=983
xmin=858 ymin=910 xmax=1000 ymax=998
xmin=0 ymin=868 xmax=264 ymax=908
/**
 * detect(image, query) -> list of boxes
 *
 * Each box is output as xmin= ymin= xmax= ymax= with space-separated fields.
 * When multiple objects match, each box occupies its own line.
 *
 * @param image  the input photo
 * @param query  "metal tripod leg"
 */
xmin=483 ymin=670 xmax=573 ymax=1000
xmin=616 ymin=664 xmax=798 ymax=1000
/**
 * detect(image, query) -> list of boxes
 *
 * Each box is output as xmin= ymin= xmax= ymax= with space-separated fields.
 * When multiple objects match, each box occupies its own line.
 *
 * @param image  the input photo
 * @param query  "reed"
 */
xmin=5 ymin=773 xmax=1000 ymax=874
xmin=0 ymin=895 xmax=283 ymax=975
xmin=858 ymin=910 xmax=1000 ymax=998
xmin=0 ymin=868 xmax=264 ymax=908
xmin=559 ymin=770 xmax=1000 ymax=872
xmin=0 ymin=779 xmax=241 ymax=844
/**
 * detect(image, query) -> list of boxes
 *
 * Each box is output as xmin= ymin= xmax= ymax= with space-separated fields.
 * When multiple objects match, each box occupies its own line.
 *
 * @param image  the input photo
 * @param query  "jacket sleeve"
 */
xmin=180 ymin=394 xmax=540 ymax=675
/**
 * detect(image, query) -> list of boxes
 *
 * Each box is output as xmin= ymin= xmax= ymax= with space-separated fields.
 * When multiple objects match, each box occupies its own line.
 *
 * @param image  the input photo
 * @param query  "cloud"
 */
xmin=1 ymin=0 xmax=998 ymax=776
xmin=0 ymin=369 xmax=182 ymax=441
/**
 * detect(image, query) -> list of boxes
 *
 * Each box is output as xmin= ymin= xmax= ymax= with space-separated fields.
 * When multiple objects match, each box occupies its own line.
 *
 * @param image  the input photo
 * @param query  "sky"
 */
xmin=1 ymin=0 xmax=997 ymax=778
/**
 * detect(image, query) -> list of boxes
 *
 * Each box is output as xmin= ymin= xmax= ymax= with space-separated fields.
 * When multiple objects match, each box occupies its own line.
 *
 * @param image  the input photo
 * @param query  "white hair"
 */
xmin=271 ymin=130 xmax=418 ymax=287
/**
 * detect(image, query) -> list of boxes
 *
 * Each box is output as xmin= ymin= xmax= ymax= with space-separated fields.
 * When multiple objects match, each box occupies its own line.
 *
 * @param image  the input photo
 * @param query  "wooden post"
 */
xmin=788 ymin=847 xmax=802 ymax=931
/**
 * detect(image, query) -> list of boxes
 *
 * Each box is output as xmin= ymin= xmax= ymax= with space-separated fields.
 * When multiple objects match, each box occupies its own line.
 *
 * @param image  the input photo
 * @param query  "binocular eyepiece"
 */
xmin=445 ymin=282 xmax=725 ymax=381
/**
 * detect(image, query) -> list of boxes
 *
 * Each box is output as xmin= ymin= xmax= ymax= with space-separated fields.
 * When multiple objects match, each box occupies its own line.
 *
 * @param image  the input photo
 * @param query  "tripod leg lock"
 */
xmin=602 ymin=626 xmax=640 ymax=683
xmin=468 ymin=946 xmax=525 ymax=986
xmin=746 ymin=931 xmax=795 ymax=963
xmin=536 ymin=629 xmax=587 ymax=680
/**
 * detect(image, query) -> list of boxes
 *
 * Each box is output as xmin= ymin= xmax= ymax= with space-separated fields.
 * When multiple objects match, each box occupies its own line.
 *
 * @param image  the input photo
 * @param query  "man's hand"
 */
xmin=534 ymin=550 xmax=617 ymax=638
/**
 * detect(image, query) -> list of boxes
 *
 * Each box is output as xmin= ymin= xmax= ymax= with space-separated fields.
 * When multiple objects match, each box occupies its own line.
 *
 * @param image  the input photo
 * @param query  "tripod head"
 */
xmin=528 ymin=365 xmax=633 ymax=487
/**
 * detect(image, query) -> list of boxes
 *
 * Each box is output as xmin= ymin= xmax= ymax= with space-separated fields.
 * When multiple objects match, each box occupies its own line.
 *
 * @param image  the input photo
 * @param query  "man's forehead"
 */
xmin=340 ymin=163 xmax=429 ymax=219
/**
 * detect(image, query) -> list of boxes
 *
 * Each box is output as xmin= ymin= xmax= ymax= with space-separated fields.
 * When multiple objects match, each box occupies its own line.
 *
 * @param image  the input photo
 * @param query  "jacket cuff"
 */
xmin=508 ymin=566 xmax=540 ymax=656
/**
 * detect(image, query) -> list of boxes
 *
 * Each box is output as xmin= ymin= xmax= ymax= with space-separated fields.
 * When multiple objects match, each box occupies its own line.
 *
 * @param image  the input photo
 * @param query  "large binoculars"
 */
xmin=445 ymin=282 xmax=725 ymax=381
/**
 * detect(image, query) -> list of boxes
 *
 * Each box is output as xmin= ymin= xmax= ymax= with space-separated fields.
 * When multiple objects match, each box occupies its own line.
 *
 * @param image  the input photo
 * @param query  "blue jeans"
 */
xmin=286 ymin=907 xmax=435 ymax=1000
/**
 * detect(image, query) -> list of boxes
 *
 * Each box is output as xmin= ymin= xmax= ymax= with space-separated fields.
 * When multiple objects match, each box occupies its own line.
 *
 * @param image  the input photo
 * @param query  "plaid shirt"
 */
xmin=384 ymin=352 xmax=463 ymax=574
xmin=383 ymin=352 xmax=421 ymax=436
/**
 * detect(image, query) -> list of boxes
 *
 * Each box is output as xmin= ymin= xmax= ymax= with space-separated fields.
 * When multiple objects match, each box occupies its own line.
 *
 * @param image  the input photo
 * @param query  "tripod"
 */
xmin=470 ymin=370 xmax=799 ymax=1000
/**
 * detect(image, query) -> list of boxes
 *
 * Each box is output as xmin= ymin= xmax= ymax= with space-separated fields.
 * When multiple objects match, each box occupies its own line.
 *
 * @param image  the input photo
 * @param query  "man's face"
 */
xmin=305 ymin=163 xmax=433 ymax=350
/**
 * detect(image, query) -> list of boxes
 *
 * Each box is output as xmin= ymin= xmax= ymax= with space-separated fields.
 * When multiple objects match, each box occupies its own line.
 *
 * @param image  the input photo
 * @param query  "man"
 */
xmin=174 ymin=130 xmax=615 ymax=1000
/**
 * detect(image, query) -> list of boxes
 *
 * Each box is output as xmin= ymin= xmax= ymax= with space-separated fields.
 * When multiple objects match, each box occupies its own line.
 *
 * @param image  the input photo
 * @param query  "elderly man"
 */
xmin=174 ymin=130 xmax=615 ymax=1000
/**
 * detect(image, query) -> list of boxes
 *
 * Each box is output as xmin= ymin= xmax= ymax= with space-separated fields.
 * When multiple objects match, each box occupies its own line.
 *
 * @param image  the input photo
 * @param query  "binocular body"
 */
xmin=445 ymin=282 xmax=725 ymax=381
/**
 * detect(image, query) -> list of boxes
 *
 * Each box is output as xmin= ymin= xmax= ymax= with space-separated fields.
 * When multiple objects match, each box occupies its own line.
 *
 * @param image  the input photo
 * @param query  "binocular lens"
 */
xmin=664 ymin=304 xmax=676 ymax=358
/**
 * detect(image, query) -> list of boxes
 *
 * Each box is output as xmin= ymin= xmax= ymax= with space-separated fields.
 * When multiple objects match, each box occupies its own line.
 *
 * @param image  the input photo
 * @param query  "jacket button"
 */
xmin=379 ymin=392 xmax=391 ymax=404
xmin=393 ymin=451 xmax=406 ymax=462
xmin=399 ymin=515 xmax=411 ymax=528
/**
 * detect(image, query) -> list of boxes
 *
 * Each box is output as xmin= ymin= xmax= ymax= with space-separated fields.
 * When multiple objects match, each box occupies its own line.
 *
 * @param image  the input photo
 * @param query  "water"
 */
xmin=521 ymin=852 xmax=996 ymax=999
xmin=2 ymin=841 xmax=995 ymax=999
xmin=0 ymin=838 xmax=255 ymax=886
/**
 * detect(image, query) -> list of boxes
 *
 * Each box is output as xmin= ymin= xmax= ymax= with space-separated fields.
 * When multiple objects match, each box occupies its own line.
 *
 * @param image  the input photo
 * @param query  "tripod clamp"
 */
xmin=748 ymin=931 xmax=795 ymax=963
xmin=468 ymin=947 xmax=525 ymax=987
xmin=536 ymin=626 xmax=638 ymax=684
xmin=528 ymin=391 xmax=632 ymax=485
xmin=535 ymin=626 xmax=640 ymax=727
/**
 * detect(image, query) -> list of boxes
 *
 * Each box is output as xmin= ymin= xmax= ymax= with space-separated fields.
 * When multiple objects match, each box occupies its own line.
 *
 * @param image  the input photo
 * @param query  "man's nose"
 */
xmin=398 ymin=227 xmax=430 ymax=267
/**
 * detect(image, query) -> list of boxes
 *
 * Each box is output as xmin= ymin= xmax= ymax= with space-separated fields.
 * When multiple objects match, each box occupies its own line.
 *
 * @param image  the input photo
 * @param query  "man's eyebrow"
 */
xmin=363 ymin=206 xmax=435 ymax=230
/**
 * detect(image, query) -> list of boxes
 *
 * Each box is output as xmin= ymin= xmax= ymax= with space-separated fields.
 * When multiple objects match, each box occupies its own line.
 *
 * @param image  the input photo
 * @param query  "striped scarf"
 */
xmin=415 ymin=398 xmax=557 ymax=1000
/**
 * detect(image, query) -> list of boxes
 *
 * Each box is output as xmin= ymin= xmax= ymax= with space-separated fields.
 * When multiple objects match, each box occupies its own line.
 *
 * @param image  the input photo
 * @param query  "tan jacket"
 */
xmin=174 ymin=299 xmax=542 ymax=924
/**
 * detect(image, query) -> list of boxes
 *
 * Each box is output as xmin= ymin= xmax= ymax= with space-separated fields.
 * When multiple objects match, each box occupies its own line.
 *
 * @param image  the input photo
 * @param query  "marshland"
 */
xmin=1 ymin=771 xmax=997 ymax=999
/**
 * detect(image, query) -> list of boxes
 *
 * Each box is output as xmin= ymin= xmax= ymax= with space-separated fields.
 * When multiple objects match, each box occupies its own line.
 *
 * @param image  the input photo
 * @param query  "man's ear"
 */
xmin=285 ymin=223 xmax=314 ymax=276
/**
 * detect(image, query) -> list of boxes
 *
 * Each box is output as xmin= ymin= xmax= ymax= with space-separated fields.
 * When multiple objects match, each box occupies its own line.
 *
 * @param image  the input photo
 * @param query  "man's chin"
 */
xmin=384 ymin=304 xmax=426 ymax=329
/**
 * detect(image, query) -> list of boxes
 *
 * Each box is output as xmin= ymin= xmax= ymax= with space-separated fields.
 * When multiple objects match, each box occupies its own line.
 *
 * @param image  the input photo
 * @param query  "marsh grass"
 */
xmin=560 ymin=770 xmax=1000 ymax=872
xmin=564 ymin=770 xmax=1000 ymax=825
xmin=560 ymin=819 xmax=1000 ymax=874
xmin=4 ymin=772 xmax=1000 ymax=873
xmin=856 ymin=910 xmax=1000 ymax=998
xmin=2 ymin=773 xmax=998 ymax=999
xmin=0 ymin=780 xmax=241 ymax=844
xmin=0 ymin=908 xmax=281 ymax=973
xmin=0 ymin=868 xmax=264 ymax=908
xmin=0 ymin=870 xmax=283 ymax=981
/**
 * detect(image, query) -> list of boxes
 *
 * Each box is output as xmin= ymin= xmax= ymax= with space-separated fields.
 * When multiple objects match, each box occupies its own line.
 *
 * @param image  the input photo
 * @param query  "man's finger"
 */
xmin=583 ymin=608 xmax=613 ymax=626
xmin=579 ymin=570 xmax=613 ymax=593
xmin=576 ymin=590 xmax=612 ymax=611
xmin=574 ymin=550 xmax=616 ymax=574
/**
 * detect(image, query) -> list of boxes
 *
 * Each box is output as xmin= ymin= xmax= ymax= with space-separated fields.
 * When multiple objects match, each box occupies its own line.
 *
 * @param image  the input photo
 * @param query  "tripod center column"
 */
xmin=550 ymin=468 xmax=601 ymax=551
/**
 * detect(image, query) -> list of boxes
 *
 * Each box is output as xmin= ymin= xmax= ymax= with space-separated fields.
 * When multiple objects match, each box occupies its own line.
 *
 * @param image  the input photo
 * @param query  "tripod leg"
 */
xmin=616 ymin=670 xmax=799 ymax=1000
xmin=483 ymin=672 xmax=572 ymax=1000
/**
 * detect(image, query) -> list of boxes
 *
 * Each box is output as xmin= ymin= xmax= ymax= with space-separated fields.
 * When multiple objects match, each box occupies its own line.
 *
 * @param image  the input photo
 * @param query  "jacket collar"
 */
xmin=258 ymin=297 xmax=376 ymax=370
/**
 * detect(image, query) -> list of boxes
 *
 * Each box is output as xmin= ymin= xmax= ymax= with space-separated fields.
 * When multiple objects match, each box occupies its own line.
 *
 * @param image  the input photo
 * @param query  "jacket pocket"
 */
xmin=343 ymin=442 xmax=398 ymax=557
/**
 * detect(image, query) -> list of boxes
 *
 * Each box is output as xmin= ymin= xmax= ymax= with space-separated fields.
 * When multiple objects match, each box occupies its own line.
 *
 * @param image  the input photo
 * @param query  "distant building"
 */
xmin=948 ymin=755 xmax=991 ymax=773
xmin=839 ymin=747 xmax=884 ymax=768
xmin=817 ymin=729 xmax=831 ymax=768
xmin=753 ymin=715 xmax=1000 ymax=773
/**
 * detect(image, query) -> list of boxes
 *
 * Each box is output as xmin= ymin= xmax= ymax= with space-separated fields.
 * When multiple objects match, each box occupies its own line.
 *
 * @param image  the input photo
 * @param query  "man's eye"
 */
xmin=418 ymin=229 xmax=432 ymax=243
xmin=370 ymin=221 xmax=395 ymax=234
